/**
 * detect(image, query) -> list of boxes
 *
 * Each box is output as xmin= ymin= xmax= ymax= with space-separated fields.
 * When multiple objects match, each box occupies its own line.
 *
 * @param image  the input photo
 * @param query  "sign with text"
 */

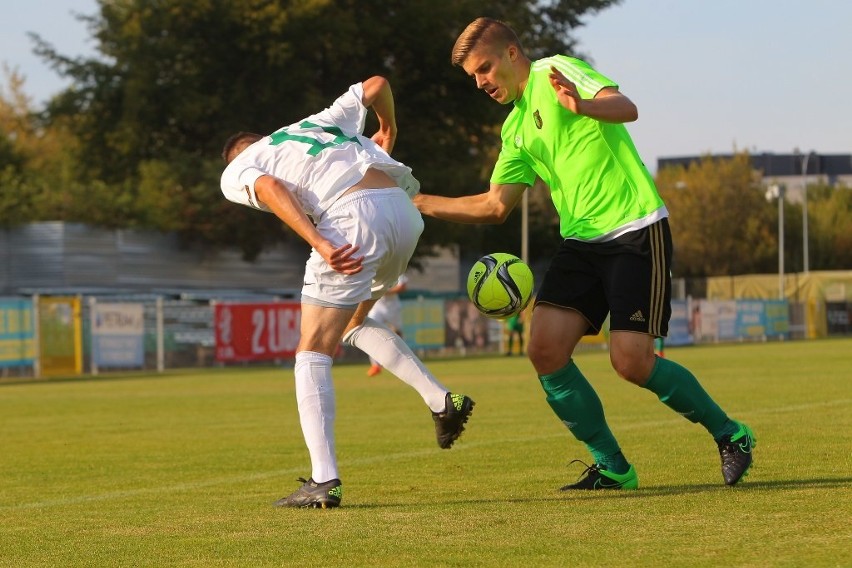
xmin=215 ymin=302 xmax=301 ymax=362
xmin=0 ymin=298 xmax=35 ymax=367
xmin=92 ymin=303 xmax=145 ymax=368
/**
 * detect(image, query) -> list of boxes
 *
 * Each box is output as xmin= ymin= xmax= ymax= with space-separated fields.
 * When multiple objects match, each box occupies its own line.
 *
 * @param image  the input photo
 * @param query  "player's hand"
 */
xmin=321 ymin=242 xmax=364 ymax=275
xmin=371 ymin=127 xmax=396 ymax=154
xmin=548 ymin=66 xmax=583 ymax=115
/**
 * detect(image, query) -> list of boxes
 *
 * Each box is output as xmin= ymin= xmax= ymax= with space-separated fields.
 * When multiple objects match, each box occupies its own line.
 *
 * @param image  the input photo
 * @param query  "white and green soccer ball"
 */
xmin=466 ymin=253 xmax=534 ymax=319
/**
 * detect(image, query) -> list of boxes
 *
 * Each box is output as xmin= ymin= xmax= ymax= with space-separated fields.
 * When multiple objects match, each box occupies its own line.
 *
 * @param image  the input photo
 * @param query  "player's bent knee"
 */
xmin=610 ymin=356 xmax=653 ymax=385
xmin=527 ymin=341 xmax=571 ymax=376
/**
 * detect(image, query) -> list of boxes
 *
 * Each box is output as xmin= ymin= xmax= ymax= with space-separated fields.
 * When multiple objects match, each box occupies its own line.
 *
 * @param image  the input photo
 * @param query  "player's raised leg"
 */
xmin=343 ymin=304 xmax=474 ymax=449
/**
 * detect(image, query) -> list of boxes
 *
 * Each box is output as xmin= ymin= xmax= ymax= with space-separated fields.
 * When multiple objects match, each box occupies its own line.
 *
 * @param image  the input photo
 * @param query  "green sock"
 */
xmin=643 ymin=356 xmax=737 ymax=440
xmin=539 ymin=360 xmax=628 ymax=474
xmin=598 ymin=451 xmax=630 ymax=475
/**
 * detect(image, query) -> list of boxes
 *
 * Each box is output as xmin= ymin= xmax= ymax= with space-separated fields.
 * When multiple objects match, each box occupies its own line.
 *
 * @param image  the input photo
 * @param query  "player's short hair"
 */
xmin=221 ymin=131 xmax=263 ymax=163
xmin=451 ymin=17 xmax=524 ymax=67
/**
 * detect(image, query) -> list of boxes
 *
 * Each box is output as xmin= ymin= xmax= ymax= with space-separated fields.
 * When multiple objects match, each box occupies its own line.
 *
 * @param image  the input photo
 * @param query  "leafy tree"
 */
xmin=0 ymin=65 xmax=68 ymax=225
xmin=656 ymin=152 xmax=777 ymax=277
xmin=808 ymin=183 xmax=852 ymax=270
xmin=26 ymin=0 xmax=620 ymax=261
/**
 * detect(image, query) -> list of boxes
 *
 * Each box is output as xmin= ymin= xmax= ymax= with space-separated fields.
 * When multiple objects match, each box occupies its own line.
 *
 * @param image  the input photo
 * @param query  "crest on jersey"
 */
xmin=533 ymin=110 xmax=543 ymax=129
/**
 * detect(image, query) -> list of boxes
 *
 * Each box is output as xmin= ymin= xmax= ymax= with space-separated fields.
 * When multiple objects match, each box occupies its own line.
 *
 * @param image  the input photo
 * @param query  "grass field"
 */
xmin=1 ymin=339 xmax=850 ymax=567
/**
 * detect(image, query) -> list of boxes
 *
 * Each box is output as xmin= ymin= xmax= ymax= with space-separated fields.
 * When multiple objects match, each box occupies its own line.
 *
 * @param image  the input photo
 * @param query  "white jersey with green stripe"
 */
xmin=220 ymin=82 xmax=420 ymax=220
xmin=490 ymin=55 xmax=667 ymax=242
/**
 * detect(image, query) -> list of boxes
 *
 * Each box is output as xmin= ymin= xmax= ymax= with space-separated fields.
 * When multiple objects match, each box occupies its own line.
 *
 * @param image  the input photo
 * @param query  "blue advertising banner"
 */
xmin=0 ymin=298 xmax=35 ymax=367
xmin=734 ymin=300 xmax=766 ymax=339
xmin=734 ymin=300 xmax=789 ymax=339
xmin=717 ymin=301 xmax=738 ymax=341
xmin=762 ymin=300 xmax=790 ymax=338
xmin=667 ymin=300 xmax=693 ymax=346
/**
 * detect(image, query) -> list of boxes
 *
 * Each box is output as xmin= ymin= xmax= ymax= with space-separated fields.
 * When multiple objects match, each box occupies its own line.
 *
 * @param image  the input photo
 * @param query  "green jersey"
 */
xmin=490 ymin=55 xmax=667 ymax=241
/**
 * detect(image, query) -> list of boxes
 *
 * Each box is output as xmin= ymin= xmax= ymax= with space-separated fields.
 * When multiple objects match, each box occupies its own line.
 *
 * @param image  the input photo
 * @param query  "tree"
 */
xmin=0 ymin=65 xmax=74 ymax=226
xmin=808 ymin=183 xmax=852 ymax=270
xmin=656 ymin=152 xmax=777 ymax=277
xmin=26 ymin=0 xmax=620 ymax=261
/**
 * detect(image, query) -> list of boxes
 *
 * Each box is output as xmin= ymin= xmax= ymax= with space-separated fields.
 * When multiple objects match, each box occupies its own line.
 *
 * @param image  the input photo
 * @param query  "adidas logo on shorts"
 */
xmin=629 ymin=310 xmax=646 ymax=323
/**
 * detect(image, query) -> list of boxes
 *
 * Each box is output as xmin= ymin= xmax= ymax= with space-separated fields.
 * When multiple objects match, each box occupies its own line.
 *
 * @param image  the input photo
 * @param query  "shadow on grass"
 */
xmin=602 ymin=476 xmax=852 ymax=498
xmin=340 ymin=476 xmax=852 ymax=509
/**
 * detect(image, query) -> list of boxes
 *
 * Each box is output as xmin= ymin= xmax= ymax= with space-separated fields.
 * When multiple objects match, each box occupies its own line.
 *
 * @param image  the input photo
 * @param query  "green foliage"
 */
xmin=1 ymin=340 xmax=850 ymax=566
xmin=657 ymin=153 xmax=779 ymax=277
xmin=21 ymin=0 xmax=619 ymax=260
xmin=657 ymin=154 xmax=851 ymax=275
xmin=809 ymin=182 xmax=852 ymax=269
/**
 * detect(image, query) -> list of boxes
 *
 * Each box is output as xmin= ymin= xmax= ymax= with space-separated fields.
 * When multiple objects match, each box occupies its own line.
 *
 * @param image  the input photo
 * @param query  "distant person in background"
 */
xmin=366 ymin=273 xmax=408 ymax=376
xmin=505 ymin=310 xmax=525 ymax=356
xmin=220 ymin=75 xmax=474 ymax=509
xmin=414 ymin=17 xmax=755 ymax=491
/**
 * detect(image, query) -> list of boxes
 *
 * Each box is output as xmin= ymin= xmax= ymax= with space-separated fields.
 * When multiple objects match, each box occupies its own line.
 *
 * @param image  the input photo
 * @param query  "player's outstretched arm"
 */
xmin=548 ymin=66 xmax=637 ymax=123
xmin=413 ymin=182 xmax=526 ymax=224
xmin=254 ymin=174 xmax=363 ymax=274
xmin=362 ymin=75 xmax=397 ymax=154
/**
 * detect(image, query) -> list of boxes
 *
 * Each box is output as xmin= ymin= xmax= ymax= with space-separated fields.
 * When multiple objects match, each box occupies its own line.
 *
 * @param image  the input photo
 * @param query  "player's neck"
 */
xmin=516 ymin=59 xmax=532 ymax=98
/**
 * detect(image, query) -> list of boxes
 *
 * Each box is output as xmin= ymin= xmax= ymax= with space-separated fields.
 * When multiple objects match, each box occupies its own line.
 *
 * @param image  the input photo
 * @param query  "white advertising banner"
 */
xmin=92 ymin=303 xmax=145 ymax=368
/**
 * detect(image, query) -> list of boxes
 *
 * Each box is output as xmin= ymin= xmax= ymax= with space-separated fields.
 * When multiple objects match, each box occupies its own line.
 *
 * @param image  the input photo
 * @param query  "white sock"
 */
xmin=294 ymin=351 xmax=338 ymax=482
xmin=343 ymin=317 xmax=449 ymax=412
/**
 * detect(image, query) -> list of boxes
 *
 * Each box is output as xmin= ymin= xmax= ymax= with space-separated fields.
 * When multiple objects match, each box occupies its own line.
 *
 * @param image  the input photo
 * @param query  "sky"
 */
xmin=1 ymin=0 xmax=850 ymax=172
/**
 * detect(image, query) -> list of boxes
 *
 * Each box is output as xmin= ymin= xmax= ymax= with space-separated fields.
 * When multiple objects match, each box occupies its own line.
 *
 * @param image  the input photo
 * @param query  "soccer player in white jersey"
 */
xmin=220 ymin=76 xmax=474 ymax=509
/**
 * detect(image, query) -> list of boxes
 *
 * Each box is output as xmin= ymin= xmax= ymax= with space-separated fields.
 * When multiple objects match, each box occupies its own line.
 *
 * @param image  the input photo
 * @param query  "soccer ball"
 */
xmin=466 ymin=253 xmax=534 ymax=319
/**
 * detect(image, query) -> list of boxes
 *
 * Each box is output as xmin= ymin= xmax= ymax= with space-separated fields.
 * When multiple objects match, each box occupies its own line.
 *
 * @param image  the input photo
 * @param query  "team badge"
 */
xmin=533 ymin=110 xmax=543 ymax=129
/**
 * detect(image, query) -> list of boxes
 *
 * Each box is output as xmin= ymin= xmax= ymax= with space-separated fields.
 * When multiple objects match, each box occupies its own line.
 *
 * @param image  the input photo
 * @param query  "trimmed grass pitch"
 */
xmin=1 ymin=339 xmax=850 ymax=567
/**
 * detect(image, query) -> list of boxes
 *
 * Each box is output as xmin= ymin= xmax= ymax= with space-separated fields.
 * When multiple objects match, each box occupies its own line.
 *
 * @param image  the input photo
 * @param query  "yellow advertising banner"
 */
xmin=38 ymin=296 xmax=83 ymax=377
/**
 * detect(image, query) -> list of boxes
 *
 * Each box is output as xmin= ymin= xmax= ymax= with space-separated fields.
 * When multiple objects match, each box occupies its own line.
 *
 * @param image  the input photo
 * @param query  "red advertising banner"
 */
xmin=215 ymin=302 xmax=301 ymax=362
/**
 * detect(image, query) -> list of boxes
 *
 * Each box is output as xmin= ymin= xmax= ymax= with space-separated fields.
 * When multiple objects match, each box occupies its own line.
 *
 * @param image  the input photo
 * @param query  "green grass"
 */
xmin=1 ymin=339 xmax=851 ymax=567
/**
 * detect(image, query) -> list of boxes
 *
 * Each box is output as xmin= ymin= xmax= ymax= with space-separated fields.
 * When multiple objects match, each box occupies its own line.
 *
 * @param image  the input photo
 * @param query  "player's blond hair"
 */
xmin=451 ymin=17 xmax=524 ymax=67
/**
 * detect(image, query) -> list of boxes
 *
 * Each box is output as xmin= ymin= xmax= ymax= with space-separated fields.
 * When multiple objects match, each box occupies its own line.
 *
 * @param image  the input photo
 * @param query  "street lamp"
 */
xmin=797 ymin=150 xmax=815 ymax=273
xmin=765 ymin=184 xmax=785 ymax=299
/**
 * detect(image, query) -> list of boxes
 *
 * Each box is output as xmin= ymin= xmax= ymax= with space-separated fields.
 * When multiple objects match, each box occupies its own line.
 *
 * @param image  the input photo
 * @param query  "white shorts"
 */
xmin=301 ymin=188 xmax=423 ymax=307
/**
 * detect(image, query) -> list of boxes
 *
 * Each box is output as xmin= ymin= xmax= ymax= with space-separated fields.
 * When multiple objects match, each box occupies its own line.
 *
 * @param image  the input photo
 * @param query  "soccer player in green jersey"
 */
xmin=414 ymin=17 xmax=756 ymax=489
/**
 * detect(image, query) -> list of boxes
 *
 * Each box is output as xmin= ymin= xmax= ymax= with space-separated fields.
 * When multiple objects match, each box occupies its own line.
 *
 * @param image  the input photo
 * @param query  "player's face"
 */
xmin=462 ymin=44 xmax=520 ymax=104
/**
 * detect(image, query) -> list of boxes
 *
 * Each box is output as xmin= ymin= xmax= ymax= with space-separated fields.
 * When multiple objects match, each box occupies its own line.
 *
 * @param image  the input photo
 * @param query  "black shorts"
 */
xmin=535 ymin=219 xmax=672 ymax=337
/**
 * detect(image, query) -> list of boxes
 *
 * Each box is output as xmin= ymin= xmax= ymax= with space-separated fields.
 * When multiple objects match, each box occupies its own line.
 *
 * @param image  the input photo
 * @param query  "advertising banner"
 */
xmin=734 ymin=300 xmax=767 ymax=340
xmin=693 ymin=300 xmax=737 ymax=342
xmin=734 ymin=300 xmax=790 ymax=340
xmin=667 ymin=299 xmax=693 ymax=346
xmin=0 ymin=298 xmax=35 ymax=367
xmin=825 ymin=302 xmax=851 ymax=335
xmin=717 ymin=301 xmax=738 ymax=341
xmin=763 ymin=300 xmax=790 ymax=338
xmin=91 ymin=303 xmax=145 ymax=368
xmin=215 ymin=302 xmax=301 ymax=362
xmin=401 ymin=298 xmax=445 ymax=350
xmin=38 ymin=296 xmax=82 ymax=376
